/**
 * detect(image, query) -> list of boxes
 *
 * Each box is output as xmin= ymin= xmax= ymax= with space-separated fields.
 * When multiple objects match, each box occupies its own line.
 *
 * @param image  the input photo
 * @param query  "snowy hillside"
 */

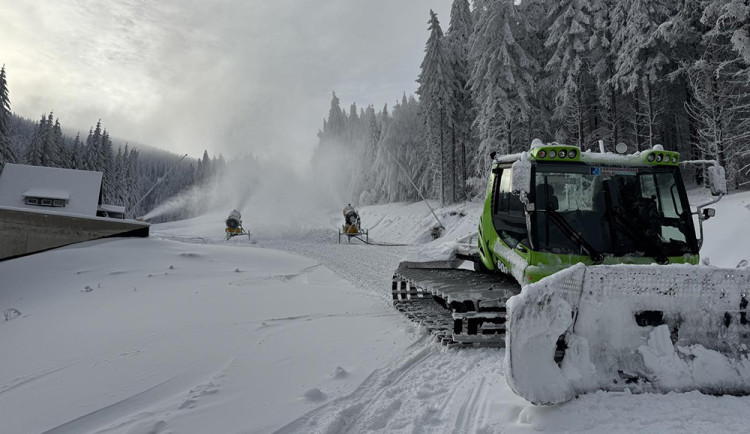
xmin=1 ymin=191 xmax=750 ymax=433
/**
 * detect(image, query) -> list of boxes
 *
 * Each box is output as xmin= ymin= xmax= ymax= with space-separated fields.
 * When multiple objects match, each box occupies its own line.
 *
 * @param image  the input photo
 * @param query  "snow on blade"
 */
xmin=506 ymin=263 xmax=750 ymax=405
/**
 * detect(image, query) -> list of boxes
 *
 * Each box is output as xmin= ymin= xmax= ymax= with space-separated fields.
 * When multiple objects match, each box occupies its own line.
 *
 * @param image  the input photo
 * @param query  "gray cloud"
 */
xmin=0 ymin=0 xmax=451 ymax=169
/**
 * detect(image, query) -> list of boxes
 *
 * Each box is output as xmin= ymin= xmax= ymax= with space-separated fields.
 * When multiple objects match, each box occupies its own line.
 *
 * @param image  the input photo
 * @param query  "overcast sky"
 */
xmin=0 ymin=0 xmax=451 ymax=168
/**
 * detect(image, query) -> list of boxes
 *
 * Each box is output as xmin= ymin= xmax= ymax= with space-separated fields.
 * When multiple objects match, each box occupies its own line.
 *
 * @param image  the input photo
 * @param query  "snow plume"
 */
xmin=140 ymin=156 xmax=262 ymax=222
xmin=141 ymin=149 xmax=353 ymax=237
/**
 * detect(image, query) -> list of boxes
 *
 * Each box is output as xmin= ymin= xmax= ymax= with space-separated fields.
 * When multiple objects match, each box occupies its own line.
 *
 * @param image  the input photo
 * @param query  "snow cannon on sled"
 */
xmin=338 ymin=204 xmax=368 ymax=243
xmin=391 ymin=139 xmax=750 ymax=404
xmin=225 ymin=210 xmax=253 ymax=241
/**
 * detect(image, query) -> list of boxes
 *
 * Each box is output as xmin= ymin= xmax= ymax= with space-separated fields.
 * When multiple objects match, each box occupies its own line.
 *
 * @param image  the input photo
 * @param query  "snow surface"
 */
xmin=2 ymin=191 xmax=750 ymax=433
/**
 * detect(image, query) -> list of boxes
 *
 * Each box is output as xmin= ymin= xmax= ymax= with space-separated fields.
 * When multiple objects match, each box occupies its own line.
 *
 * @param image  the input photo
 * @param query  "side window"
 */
xmin=499 ymin=169 xmax=512 ymax=212
xmin=491 ymin=168 xmax=504 ymax=214
xmin=654 ymin=173 xmax=683 ymax=218
xmin=493 ymin=167 xmax=528 ymax=247
xmin=640 ymin=174 xmax=657 ymax=200
xmin=496 ymin=168 xmax=524 ymax=213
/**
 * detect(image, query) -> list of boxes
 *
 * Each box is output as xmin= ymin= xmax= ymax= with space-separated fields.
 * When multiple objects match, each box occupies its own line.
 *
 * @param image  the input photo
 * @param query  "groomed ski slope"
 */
xmin=1 ymin=190 xmax=749 ymax=433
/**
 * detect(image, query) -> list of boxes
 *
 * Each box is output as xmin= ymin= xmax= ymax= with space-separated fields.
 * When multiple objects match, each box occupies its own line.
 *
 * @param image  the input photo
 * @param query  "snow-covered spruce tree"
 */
xmin=70 ymin=132 xmax=82 ymax=170
xmin=25 ymin=114 xmax=47 ymax=166
xmin=417 ymin=10 xmax=454 ymax=205
xmin=347 ymin=102 xmax=360 ymax=143
xmin=325 ymin=91 xmax=347 ymax=139
xmin=358 ymin=105 xmax=382 ymax=204
xmin=0 ymin=65 xmax=17 ymax=169
xmin=612 ymin=0 xmax=673 ymax=150
xmin=516 ymin=0 xmax=550 ymax=146
xmin=545 ymin=0 xmax=595 ymax=148
xmin=310 ymin=91 xmax=365 ymax=206
xmin=41 ymin=112 xmax=58 ymax=167
xmin=100 ymin=129 xmax=115 ymax=202
xmin=589 ymin=0 xmax=623 ymax=149
xmin=685 ymin=0 xmax=750 ymax=188
xmin=374 ymin=95 xmax=430 ymax=202
xmin=112 ymin=146 xmax=125 ymax=205
xmin=446 ymin=0 xmax=476 ymax=201
xmin=84 ymin=121 xmax=102 ymax=171
xmin=52 ymin=118 xmax=71 ymax=169
xmin=468 ymin=0 xmax=538 ymax=190
xmin=124 ymin=146 xmax=140 ymax=211
xmin=650 ymin=0 xmax=706 ymax=166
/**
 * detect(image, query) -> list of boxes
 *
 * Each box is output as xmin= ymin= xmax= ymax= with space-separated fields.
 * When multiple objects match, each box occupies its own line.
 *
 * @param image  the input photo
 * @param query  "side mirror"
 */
xmin=511 ymin=157 xmax=532 ymax=199
xmin=703 ymin=208 xmax=715 ymax=220
xmin=707 ymin=164 xmax=727 ymax=196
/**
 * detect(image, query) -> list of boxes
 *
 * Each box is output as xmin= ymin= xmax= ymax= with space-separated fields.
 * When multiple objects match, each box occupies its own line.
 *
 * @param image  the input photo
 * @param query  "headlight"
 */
xmin=559 ymin=150 xmax=567 ymax=158
xmin=647 ymin=153 xmax=656 ymax=162
xmin=537 ymin=150 xmax=547 ymax=158
xmin=656 ymin=154 xmax=664 ymax=162
xmin=568 ymin=150 xmax=577 ymax=158
xmin=671 ymin=156 xmax=678 ymax=163
xmin=549 ymin=150 xmax=557 ymax=158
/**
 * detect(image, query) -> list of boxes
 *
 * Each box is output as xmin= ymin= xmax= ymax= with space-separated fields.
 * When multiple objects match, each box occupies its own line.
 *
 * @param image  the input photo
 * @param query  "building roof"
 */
xmin=0 ymin=164 xmax=103 ymax=216
xmin=23 ymin=188 xmax=71 ymax=200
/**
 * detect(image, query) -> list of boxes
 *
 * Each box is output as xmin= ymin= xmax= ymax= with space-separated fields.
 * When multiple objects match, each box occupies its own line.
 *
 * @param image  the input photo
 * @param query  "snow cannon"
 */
xmin=225 ymin=210 xmax=253 ymax=241
xmin=338 ymin=204 xmax=368 ymax=243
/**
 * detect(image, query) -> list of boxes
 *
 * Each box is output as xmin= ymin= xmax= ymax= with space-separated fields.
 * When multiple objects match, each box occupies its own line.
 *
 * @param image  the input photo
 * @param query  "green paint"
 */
xmin=477 ymin=154 xmax=698 ymax=286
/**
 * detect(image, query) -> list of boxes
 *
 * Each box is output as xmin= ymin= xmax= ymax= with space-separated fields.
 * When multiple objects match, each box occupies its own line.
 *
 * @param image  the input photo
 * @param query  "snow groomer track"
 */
xmin=393 ymin=261 xmax=521 ymax=345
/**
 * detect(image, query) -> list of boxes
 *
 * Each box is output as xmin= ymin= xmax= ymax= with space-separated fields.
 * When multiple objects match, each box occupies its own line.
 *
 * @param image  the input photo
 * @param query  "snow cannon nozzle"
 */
xmin=226 ymin=210 xmax=242 ymax=230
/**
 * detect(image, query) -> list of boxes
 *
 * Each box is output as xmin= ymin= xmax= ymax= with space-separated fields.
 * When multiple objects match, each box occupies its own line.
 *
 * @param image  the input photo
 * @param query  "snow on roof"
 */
xmin=0 ymin=164 xmax=103 ymax=216
xmin=22 ymin=188 xmax=71 ymax=200
xmin=98 ymin=204 xmax=126 ymax=213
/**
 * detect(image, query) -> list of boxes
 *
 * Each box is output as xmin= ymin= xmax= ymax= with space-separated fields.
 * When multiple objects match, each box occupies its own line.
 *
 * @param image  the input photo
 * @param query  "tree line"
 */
xmin=0 ymin=65 xmax=224 ymax=219
xmin=314 ymin=0 xmax=750 ymax=206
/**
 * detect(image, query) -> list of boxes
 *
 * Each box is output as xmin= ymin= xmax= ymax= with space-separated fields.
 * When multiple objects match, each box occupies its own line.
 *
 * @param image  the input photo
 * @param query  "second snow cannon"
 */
xmin=338 ymin=203 xmax=368 ymax=243
xmin=392 ymin=139 xmax=750 ymax=404
xmin=225 ymin=209 xmax=252 ymax=241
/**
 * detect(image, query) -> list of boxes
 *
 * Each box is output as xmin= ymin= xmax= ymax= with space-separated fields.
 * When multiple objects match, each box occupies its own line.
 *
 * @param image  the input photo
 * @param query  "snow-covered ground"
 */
xmin=2 ymin=191 xmax=750 ymax=433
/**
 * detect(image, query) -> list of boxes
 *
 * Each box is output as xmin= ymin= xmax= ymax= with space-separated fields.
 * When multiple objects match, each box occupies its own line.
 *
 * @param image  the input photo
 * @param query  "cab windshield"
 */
xmin=532 ymin=164 xmax=697 ymax=257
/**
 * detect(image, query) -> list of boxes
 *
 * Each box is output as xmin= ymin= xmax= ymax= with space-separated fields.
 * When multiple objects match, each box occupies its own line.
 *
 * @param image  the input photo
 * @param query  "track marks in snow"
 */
xmin=0 ymin=363 xmax=78 ymax=397
xmin=257 ymin=237 xmax=413 ymax=302
xmin=234 ymin=263 xmax=325 ymax=286
xmin=43 ymin=361 xmax=234 ymax=434
xmin=275 ymin=338 xmax=504 ymax=434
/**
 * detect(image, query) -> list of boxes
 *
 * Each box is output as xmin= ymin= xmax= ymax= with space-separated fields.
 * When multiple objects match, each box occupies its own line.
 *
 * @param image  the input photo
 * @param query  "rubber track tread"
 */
xmin=392 ymin=266 xmax=521 ymax=346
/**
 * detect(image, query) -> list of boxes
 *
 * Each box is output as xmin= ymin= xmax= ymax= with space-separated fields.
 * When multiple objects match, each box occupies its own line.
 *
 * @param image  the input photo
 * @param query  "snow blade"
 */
xmin=505 ymin=263 xmax=750 ymax=405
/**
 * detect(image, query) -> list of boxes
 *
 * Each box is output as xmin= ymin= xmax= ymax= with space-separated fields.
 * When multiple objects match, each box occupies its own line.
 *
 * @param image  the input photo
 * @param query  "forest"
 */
xmin=0 ymin=65 xmax=224 ymax=221
xmin=2 ymin=0 xmax=749 ymax=216
xmin=313 ymin=0 xmax=750 ymax=206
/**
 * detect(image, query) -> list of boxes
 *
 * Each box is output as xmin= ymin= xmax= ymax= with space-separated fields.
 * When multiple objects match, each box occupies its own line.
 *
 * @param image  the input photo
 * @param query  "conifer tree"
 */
xmin=84 ymin=121 xmax=103 ymax=171
xmin=324 ymin=92 xmax=347 ymax=138
xmin=545 ymin=0 xmax=594 ymax=147
xmin=446 ymin=0 xmax=475 ymax=200
xmin=70 ymin=132 xmax=82 ymax=169
xmin=52 ymin=118 xmax=70 ymax=168
xmin=613 ymin=0 xmax=672 ymax=148
xmin=469 ymin=1 xmax=538 ymax=177
xmin=417 ymin=10 xmax=454 ymax=205
xmin=25 ymin=114 xmax=47 ymax=166
xmin=589 ymin=0 xmax=622 ymax=148
xmin=0 ymin=65 xmax=16 ymax=168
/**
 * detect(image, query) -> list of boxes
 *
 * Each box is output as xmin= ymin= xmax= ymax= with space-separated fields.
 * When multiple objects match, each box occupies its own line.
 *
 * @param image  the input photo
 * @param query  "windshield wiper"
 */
xmin=610 ymin=208 xmax=669 ymax=264
xmin=545 ymin=206 xmax=604 ymax=264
